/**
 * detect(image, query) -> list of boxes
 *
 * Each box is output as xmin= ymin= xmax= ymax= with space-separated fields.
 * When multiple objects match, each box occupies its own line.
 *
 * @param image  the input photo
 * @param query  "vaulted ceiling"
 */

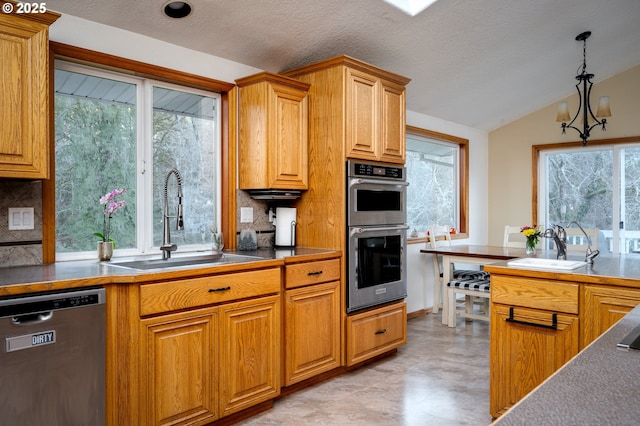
xmin=46 ymin=0 xmax=640 ymax=131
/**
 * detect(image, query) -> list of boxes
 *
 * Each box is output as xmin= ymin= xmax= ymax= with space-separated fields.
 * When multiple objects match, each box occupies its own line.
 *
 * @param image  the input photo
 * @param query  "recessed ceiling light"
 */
xmin=163 ymin=1 xmax=193 ymax=19
xmin=383 ymin=0 xmax=438 ymax=16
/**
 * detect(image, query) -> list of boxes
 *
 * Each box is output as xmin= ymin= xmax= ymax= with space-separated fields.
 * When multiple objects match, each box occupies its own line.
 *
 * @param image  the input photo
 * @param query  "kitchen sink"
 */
xmin=110 ymin=253 xmax=264 ymax=271
xmin=507 ymin=257 xmax=586 ymax=271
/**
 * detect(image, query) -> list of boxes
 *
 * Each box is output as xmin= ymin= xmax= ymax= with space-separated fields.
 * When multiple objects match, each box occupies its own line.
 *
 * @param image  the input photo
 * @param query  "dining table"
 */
xmin=420 ymin=245 xmax=530 ymax=325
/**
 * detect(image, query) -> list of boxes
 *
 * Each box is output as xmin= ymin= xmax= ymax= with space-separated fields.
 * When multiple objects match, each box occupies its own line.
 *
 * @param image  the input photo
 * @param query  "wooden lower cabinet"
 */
xmin=490 ymin=304 xmax=579 ymax=417
xmin=346 ymin=301 xmax=407 ymax=366
xmin=219 ymin=295 xmax=281 ymax=417
xmin=582 ymin=284 xmax=640 ymax=347
xmin=284 ymin=280 xmax=341 ymax=385
xmin=139 ymin=307 xmax=218 ymax=426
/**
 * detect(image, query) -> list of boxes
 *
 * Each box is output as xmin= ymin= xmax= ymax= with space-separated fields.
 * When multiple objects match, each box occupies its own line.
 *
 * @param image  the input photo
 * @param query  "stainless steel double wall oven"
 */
xmin=347 ymin=161 xmax=408 ymax=313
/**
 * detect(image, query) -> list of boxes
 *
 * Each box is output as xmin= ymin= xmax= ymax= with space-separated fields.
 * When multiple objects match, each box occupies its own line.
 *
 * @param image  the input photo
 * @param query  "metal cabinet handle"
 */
xmin=506 ymin=307 xmax=557 ymax=330
xmin=208 ymin=286 xmax=231 ymax=293
xmin=375 ymin=328 xmax=387 ymax=335
xmin=307 ymin=270 xmax=323 ymax=276
xmin=11 ymin=312 xmax=53 ymax=326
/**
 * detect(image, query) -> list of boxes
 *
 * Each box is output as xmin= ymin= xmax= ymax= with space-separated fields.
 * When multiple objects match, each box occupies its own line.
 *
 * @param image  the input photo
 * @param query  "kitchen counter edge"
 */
xmin=0 ymin=248 xmax=342 ymax=297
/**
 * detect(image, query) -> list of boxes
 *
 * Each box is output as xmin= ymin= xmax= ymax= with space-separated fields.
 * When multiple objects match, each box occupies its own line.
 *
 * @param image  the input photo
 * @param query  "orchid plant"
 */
xmin=94 ymin=188 xmax=126 ymax=247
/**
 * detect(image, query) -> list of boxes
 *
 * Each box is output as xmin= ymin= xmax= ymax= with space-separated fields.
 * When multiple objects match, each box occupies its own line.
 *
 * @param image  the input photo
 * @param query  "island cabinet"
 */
xmin=135 ymin=267 xmax=281 ymax=425
xmin=0 ymin=5 xmax=59 ymax=178
xmin=581 ymin=284 xmax=640 ymax=348
xmin=283 ymin=256 xmax=342 ymax=386
xmin=236 ymin=72 xmax=310 ymax=190
xmin=489 ymin=275 xmax=580 ymax=418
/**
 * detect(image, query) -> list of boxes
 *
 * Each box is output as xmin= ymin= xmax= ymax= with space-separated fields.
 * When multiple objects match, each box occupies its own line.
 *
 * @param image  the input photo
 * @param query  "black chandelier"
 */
xmin=556 ymin=31 xmax=612 ymax=146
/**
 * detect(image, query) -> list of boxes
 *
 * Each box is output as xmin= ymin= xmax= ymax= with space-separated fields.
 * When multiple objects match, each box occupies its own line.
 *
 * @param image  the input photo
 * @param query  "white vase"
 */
xmin=97 ymin=241 xmax=114 ymax=261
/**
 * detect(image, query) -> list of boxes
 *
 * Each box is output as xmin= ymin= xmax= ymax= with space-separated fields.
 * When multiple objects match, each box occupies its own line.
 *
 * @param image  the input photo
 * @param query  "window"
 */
xmin=405 ymin=126 xmax=468 ymax=237
xmin=54 ymin=62 xmax=221 ymax=259
xmin=536 ymin=139 xmax=640 ymax=254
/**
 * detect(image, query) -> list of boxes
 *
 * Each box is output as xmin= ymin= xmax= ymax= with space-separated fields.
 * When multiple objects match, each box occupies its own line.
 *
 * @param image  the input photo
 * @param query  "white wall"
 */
xmin=50 ymin=14 xmax=491 ymax=315
xmin=50 ymin=15 xmax=261 ymax=82
xmin=405 ymin=111 xmax=489 ymax=313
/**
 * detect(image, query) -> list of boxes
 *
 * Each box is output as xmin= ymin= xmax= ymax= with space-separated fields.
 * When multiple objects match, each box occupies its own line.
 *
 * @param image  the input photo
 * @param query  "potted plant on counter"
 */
xmin=94 ymin=188 xmax=126 ymax=261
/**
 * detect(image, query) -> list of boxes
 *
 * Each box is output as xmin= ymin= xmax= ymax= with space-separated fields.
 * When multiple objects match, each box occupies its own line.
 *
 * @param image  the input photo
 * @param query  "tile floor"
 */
xmin=241 ymin=313 xmax=492 ymax=426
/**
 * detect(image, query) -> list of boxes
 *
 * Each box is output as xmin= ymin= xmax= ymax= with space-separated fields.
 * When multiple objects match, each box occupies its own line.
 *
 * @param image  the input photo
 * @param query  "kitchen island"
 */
xmin=493 ymin=303 xmax=640 ymax=425
xmin=485 ymin=252 xmax=640 ymax=418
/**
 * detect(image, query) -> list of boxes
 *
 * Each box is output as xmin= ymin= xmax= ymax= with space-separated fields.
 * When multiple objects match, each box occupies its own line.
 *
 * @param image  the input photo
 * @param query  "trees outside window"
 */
xmin=405 ymin=127 xmax=468 ymax=237
xmin=54 ymin=63 xmax=220 ymax=259
xmin=537 ymin=141 xmax=640 ymax=254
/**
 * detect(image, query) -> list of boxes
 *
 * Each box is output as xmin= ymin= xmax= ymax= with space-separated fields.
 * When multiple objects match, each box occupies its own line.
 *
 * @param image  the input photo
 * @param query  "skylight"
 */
xmin=383 ymin=0 xmax=438 ymax=16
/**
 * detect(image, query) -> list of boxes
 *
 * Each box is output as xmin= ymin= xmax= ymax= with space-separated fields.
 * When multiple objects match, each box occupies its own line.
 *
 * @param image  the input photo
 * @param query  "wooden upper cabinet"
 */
xmin=284 ymin=55 xmax=410 ymax=166
xmin=345 ymin=70 xmax=407 ymax=164
xmin=0 ymin=7 xmax=59 ymax=179
xmin=236 ymin=72 xmax=310 ymax=190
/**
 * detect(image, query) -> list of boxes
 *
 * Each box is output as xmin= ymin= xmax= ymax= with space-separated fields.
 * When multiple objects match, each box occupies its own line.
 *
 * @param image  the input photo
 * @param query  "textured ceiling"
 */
xmin=45 ymin=0 xmax=640 ymax=131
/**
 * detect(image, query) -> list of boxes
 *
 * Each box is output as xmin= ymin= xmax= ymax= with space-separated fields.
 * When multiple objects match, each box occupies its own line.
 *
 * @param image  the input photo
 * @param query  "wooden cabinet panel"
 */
xmin=346 ymin=302 xmax=407 ymax=366
xmin=0 ymin=10 xmax=58 ymax=178
xmin=139 ymin=267 xmax=281 ymax=315
xmin=491 ymin=275 xmax=579 ymax=314
xmin=139 ymin=307 xmax=218 ymax=426
xmin=490 ymin=304 xmax=579 ymax=418
xmin=237 ymin=72 xmax=309 ymax=190
xmin=219 ymin=295 xmax=281 ymax=417
xmin=379 ymin=80 xmax=406 ymax=164
xmin=582 ymin=285 xmax=640 ymax=348
xmin=284 ymin=280 xmax=341 ymax=385
xmin=284 ymin=258 xmax=340 ymax=289
xmin=345 ymin=68 xmax=378 ymax=162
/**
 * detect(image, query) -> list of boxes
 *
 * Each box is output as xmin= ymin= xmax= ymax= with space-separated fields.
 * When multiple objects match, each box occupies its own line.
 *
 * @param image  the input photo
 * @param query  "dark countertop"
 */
xmin=0 ymin=247 xmax=341 ymax=296
xmin=493 ymin=304 xmax=640 ymax=425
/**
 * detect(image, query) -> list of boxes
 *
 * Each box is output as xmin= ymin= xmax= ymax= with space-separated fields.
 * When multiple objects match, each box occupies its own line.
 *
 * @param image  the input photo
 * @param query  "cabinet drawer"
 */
xmin=346 ymin=302 xmax=406 ymax=366
xmin=285 ymin=258 xmax=340 ymax=289
xmin=140 ymin=268 xmax=281 ymax=316
xmin=491 ymin=275 xmax=578 ymax=314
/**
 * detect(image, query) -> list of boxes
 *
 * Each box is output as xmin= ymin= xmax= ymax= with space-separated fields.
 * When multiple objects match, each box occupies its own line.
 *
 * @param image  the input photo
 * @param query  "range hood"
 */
xmin=247 ymin=190 xmax=302 ymax=200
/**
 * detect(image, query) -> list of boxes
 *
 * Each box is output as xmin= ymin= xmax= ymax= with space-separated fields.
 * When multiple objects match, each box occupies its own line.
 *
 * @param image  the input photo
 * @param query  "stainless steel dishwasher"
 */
xmin=0 ymin=287 xmax=106 ymax=425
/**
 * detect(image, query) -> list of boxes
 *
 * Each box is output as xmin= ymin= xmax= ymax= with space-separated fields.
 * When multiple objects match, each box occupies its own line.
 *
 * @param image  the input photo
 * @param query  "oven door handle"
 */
xmin=350 ymin=225 xmax=409 ymax=236
xmin=349 ymin=178 xmax=409 ymax=188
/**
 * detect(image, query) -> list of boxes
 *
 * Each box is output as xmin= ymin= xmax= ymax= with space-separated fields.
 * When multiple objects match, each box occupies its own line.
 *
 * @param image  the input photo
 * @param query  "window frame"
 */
xmin=43 ymin=42 xmax=236 ymax=262
xmin=405 ymin=125 xmax=469 ymax=243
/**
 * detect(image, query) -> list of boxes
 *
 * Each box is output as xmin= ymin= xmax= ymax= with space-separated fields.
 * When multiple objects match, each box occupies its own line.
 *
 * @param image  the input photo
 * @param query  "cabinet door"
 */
xmin=139 ymin=308 xmax=218 ymax=426
xmin=284 ymin=281 xmax=341 ymax=385
xmin=379 ymin=80 xmax=406 ymax=164
xmin=345 ymin=68 xmax=379 ymax=161
xmin=219 ymin=295 xmax=281 ymax=417
xmin=490 ymin=304 xmax=579 ymax=418
xmin=269 ymin=84 xmax=309 ymax=189
xmin=582 ymin=285 xmax=640 ymax=348
xmin=0 ymin=14 xmax=54 ymax=178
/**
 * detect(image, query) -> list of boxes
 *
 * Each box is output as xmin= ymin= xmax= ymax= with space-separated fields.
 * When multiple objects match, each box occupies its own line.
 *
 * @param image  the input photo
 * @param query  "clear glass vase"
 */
xmin=525 ymin=239 xmax=536 ymax=256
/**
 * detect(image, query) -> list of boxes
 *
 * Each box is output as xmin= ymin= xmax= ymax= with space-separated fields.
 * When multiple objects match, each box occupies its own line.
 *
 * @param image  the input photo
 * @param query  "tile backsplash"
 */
xmin=0 ymin=180 xmax=43 ymax=266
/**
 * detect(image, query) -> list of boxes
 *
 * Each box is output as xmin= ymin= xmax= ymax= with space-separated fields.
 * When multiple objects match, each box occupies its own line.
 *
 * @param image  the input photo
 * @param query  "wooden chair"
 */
xmin=503 ymin=225 xmax=526 ymax=248
xmin=428 ymin=225 xmax=489 ymax=315
xmin=444 ymin=225 xmax=523 ymax=327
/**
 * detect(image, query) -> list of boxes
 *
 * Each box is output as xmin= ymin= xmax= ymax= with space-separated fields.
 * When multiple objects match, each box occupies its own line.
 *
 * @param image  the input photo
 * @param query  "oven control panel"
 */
xmin=349 ymin=161 xmax=404 ymax=180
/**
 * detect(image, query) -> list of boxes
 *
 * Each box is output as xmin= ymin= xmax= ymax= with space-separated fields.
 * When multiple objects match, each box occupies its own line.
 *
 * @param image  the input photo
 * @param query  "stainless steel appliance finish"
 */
xmin=347 ymin=160 xmax=408 ymax=226
xmin=0 ymin=287 xmax=106 ymax=425
xmin=347 ymin=161 xmax=408 ymax=313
